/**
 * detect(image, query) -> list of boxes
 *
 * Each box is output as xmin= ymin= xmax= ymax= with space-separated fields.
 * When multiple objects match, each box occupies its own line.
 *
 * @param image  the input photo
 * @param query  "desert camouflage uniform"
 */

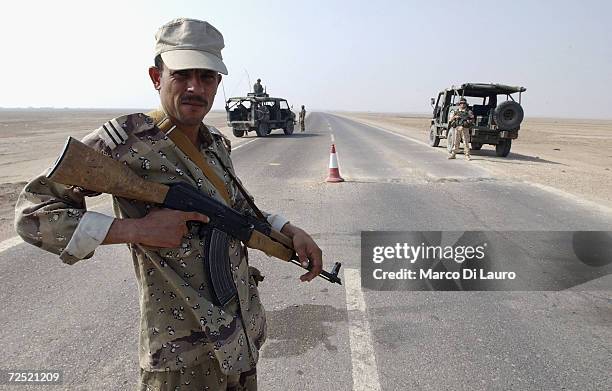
xmin=449 ymin=107 xmax=475 ymax=158
xmin=298 ymin=108 xmax=306 ymax=132
xmin=14 ymin=113 xmax=287 ymax=390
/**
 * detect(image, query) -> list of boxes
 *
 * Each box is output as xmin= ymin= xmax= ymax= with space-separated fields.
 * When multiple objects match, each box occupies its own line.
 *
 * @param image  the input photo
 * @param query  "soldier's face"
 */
xmin=150 ymin=66 xmax=222 ymax=127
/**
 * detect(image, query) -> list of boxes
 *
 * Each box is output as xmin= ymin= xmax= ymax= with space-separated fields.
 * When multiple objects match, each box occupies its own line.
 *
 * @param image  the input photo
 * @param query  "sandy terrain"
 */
xmin=0 ymin=109 xmax=229 ymax=241
xmin=337 ymin=112 xmax=612 ymax=210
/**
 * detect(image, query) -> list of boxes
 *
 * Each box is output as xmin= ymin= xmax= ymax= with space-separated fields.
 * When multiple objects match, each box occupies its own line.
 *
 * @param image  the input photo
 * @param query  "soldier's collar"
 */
xmin=147 ymin=108 xmax=214 ymax=149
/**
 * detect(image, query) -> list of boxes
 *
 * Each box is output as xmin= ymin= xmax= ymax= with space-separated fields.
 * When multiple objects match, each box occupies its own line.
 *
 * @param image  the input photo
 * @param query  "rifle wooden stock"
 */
xmin=48 ymin=137 xmax=169 ymax=204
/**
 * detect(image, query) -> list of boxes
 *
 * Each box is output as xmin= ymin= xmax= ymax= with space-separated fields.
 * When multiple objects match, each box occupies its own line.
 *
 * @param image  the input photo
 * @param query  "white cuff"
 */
xmin=267 ymin=214 xmax=290 ymax=232
xmin=63 ymin=212 xmax=115 ymax=260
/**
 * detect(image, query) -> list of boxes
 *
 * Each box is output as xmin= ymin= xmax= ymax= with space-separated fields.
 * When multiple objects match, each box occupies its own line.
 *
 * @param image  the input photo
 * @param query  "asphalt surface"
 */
xmin=0 ymin=112 xmax=610 ymax=390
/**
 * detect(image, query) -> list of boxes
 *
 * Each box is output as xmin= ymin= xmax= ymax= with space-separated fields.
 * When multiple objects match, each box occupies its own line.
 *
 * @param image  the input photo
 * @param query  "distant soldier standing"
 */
xmin=253 ymin=78 xmax=264 ymax=95
xmin=448 ymin=97 xmax=475 ymax=160
xmin=299 ymin=105 xmax=306 ymax=132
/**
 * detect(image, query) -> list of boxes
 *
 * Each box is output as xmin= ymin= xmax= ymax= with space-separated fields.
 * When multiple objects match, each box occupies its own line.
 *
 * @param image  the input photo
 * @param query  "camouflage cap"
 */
xmin=459 ymin=97 xmax=468 ymax=104
xmin=155 ymin=18 xmax=228 ymax=75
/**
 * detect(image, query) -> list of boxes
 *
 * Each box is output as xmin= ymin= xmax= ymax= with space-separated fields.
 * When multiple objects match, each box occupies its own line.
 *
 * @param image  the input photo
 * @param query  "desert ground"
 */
xmin=0 ymin=109 xmax=229 ymax=242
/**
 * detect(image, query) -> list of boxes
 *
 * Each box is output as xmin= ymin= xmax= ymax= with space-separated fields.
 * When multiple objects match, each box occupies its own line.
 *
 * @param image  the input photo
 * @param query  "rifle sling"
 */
xmin=147 ymin=110 xmax=231 ymax=205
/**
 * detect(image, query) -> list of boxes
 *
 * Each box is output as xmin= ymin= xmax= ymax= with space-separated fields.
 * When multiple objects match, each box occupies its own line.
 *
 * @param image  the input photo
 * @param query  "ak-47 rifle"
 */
xmin=47 ymin=137 xmax=342 ymax=305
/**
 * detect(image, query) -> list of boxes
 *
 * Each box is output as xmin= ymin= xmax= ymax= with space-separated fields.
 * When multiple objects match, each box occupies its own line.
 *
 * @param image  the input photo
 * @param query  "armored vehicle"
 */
xmin=226 ymin=93 xmax=296 ymax=137
xmin=429 ymin=83 xmax=526 ymax=157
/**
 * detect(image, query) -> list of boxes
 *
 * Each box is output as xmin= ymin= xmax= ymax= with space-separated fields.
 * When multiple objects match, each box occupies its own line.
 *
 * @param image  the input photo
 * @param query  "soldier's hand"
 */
xmin=104 ymin=208 xmax=209 ymax=248
xmin=281 ymin=224 xmax=323 ymax=282
xmin=138 ymin=208 xmax=209 ymax=247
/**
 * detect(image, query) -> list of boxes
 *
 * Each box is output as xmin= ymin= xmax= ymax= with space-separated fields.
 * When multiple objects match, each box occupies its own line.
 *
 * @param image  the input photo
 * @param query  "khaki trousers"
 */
xmin=452 ymin=126 xmax=471 ymax=156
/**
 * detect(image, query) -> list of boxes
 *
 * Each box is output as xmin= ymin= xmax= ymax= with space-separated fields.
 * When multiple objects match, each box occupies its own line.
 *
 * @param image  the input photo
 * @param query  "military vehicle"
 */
xmin=226 ymin=93 xmax=296 ymax=137
xmin=429 ymin=83 xmax=526 ymax=157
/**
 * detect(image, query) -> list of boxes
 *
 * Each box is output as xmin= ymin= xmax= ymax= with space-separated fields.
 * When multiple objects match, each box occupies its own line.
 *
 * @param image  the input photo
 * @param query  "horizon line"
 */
xmin=1 ymin=107 xmax=611 ymax=122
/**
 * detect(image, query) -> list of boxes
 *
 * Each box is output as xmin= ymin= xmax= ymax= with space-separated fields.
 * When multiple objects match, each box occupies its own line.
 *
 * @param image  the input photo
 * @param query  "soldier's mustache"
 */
xmin=181 ymin=95 xmax=208 ymax=106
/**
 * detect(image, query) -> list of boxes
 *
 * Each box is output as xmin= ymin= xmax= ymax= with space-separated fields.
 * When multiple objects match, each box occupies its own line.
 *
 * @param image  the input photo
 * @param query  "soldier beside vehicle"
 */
xmin=299 ymin=105 xmax=306 ymax=132
xmin=429 ymin=83 xmax=526 ymax=158
xmin=448 ymin=97 xmax=475 ymax=160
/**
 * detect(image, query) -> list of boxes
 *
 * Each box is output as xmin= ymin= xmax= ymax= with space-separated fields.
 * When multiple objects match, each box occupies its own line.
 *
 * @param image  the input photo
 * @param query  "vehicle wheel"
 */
xmin=446 ymin=128 xmax=455 ymax=153
xmin=494 ymin=101 xmax=524 ymax=130
xmin=495 ymin=139 xmax=512 ymax=157
xmin=283 ymin=120 xmax=294 ymax=135
xmin=429 ymin=125 xmax=440 ymax=147
xmin=256 ymin=123 xmax=269 ymax=137
xmin=470 ymin=142 xmax=482 ymax=150
xmin=232 ymin=128 xmax=244 ymax=137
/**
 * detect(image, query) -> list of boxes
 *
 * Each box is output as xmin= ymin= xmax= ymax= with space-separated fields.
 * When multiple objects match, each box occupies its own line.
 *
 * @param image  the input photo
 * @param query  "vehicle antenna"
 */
xmin=244 ymin=69 xmax=252 ymax=92
xmin=221 ymin=78 xmax=227 ymax=102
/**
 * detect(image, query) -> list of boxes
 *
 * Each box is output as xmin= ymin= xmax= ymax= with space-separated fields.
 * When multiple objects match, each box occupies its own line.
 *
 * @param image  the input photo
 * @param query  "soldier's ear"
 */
xmin=149 ymin=66 xmax=162 ymax=91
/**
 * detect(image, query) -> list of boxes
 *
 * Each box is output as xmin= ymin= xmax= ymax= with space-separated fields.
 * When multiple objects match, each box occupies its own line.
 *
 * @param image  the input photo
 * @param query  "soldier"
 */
xmin=253 ymin=78 xmax=263 ymax=95
xmin=448 ymin=97 xmax=475 ymax=160
xmin=299 ymin=105 xmax=306 ymax=132
xmin=14 ymin=18 xmax=323 ymax=390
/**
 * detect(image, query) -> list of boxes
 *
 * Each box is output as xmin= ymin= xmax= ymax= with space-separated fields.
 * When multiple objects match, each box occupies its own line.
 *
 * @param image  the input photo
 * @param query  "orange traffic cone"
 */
xmin=326 ymin=144 xmax=344 ymax=182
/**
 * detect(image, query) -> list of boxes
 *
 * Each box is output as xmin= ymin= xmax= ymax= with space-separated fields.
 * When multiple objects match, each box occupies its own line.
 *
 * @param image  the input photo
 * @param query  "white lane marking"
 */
xmin=345 ymin=268 xmax=381 ymax=391
xmin=367 ymin=123 xmax=430 ymax=147
xmin=331 ymin=134 xmax=335 ymax=143
xmin=0 ymin=236 xmax=24 ymax=254
xmin=331 ymin=114 xmax=432 ymax=148
xmin=269 ymin=163 xmax=280 ymax=166
xmin=233 ymin=138 xmax=259 ymax=151
xmin=526 ymin=182 xmax=612 ymax=216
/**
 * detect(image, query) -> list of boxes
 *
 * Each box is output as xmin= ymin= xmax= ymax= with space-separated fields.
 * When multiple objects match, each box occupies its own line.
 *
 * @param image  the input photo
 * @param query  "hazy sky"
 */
xmin=1 ymin=0 xmax=611 ymax=118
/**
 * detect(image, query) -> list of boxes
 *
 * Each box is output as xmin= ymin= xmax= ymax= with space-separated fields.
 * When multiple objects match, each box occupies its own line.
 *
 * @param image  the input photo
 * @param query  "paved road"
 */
xmin=0 ymin=112 xmax=610 ymax=390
